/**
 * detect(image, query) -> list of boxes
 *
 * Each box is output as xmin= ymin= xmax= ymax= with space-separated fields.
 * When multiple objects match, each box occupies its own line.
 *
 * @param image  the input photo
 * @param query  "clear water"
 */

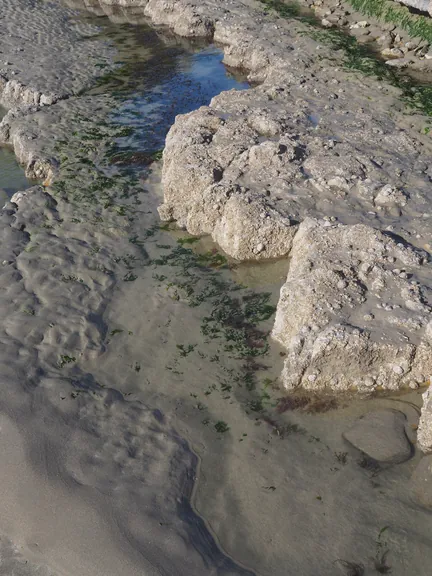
xmin=112 ymin=45 xmax=248 ymax=153
xmin=84 ymin=15 xmax=249 ymax=156
xmin=0 ymin=105 xmax=33 ymax=202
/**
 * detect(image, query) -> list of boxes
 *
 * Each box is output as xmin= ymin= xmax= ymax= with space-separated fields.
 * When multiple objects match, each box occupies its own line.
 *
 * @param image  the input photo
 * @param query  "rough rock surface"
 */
xmin=90 ymin=0 xmax=432 ymax=75
xmin=272 ymin=218 xmax=431 ymax=392
xmin=159 ymin=107 xmax=299 ymax=260
xmin=159 ymin=81 xmax=432 ymax=261
xmin=0 ymin=0 xmax=114 ymax=107
xmin=411 ymin=455 xmax=432 ymax=508
xmin=418 ymin=387 xmax=432 ymax=452
xmin=343 ymin=409 xmax=412 ymax=464
xmin=56 ymin=0 xmax=432 ymax=445
xmin=152 ymin=0 xmax=432 ymax=261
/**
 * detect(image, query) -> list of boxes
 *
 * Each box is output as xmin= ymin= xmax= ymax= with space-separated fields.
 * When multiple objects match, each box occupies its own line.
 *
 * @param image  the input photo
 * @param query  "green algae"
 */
xmin=259 ymin=0 xmax=432 ymax=117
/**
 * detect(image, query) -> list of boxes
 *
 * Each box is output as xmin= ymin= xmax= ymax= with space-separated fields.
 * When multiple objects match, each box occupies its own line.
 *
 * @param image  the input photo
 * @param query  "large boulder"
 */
xmin=411 ymin=455 xmax=432 ymax=508
xmin=272 ymin=218 xmax=432 ymax=392
xmin=158 ymin=106 xmax=299 ymax=260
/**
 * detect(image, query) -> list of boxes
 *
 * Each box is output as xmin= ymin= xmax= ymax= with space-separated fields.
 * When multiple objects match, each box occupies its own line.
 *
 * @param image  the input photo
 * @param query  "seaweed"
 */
xmin=334 ymin=559 xmax=365 ymax=576
xmin=214 ymin=421 xmax=230 ymax=433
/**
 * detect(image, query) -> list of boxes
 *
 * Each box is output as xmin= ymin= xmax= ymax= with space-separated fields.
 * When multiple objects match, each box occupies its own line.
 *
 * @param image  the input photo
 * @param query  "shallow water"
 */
xmin=109 ymin=45 xmax=248 ymax=153
xmin=0 ymin=147 xmax=33 ymax=198
xmin=85 ymin=17 xmax=249 ymax=154
xmin=0 ymin=106 xmax=33 ymax=201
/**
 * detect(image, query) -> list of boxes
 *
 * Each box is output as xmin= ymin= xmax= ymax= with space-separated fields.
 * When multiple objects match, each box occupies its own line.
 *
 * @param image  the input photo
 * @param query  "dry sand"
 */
xmin=0 ymin=1 xmax=431 ymax=576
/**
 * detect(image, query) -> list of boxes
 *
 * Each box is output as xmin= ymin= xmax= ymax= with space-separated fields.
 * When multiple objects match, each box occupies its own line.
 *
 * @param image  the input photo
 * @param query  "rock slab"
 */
xmin=272 ymin=218 xmax=432 ymax=392
xmin=411 ymin=455 xmax=432 ymax=508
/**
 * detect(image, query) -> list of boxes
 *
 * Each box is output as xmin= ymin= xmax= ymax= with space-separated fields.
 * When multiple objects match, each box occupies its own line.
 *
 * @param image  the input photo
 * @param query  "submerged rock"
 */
xmin=343 ymin=410 xmax=412 ymax=464
xmin=411 ymin=455 xmax=432 ymax=508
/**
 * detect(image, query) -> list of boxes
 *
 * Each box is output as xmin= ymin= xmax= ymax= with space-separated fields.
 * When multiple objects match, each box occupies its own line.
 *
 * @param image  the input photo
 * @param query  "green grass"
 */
xmin=261 ymin=0 xmax=432 ymax=44
xmin=260 ymin=0 xmax=432 ymax=117
xmin=347 ymin=0 xmax=432 ymax=44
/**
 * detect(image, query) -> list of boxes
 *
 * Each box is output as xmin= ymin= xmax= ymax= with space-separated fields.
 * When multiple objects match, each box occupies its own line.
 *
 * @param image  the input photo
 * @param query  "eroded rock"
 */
xmin=418 ymin=387 xmax=432 ymax=452
xmin=272 ymin=218 xmax=432 ymax=392
xmin=411 ymin=455 xmax=432 ymax=508
xmin=159 ymin=106 xmax=299 ymax=260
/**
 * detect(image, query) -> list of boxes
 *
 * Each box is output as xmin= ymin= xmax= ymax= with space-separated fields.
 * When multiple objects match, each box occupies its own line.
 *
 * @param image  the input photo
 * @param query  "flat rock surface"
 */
xmin=0 ymin=0 xmax=114 ymax=105
xmin=411 ymin=455 xmax=432 ymax=508
xmin=343 ymin=409 xmax=412 ymax=464
xmin=418 ymin=387 xmax=432 ymax=452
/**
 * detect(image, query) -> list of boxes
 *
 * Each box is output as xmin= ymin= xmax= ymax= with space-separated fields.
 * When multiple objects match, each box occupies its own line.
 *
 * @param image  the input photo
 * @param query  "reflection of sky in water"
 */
xmin=0 ymin=41 xmax=247 ymax=198
xmin=112 ymin=46 xmax=248 ymax=153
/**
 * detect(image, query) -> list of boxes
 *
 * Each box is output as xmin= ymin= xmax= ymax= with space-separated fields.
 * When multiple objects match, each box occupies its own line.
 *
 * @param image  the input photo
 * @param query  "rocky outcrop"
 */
xmin=159 ymin=79 xmax=431 ymax=261
xmin=64 ymin=0 xmax=432 ymax=449
xmin=159 ymin=106 xmax=299 ymax=260
xmin=418 ymin=387 xmax=432 ymax=452
xmin=0 ymin=106 xmax=57 ymax=182
xmin=272 ymin=218 xmax=431 ymax=392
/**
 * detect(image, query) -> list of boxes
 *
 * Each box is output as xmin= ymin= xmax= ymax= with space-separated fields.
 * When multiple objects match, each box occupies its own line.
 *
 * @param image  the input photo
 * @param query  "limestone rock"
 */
xmin=343 ymin=410 xmax=412 ymax=464
xmin=158 ymin=106 xmax=299 ymax=260
xmin=418 ymin=387 xmax=432 ymax=453
xmin=374 ymin=184 xmax=408 ymax=207
xmin=411 ymin=455 xmax=432 ymax=508
xmin=272 ymin=218 xmax=432 ymax=392
xmin=144 ymin=0 xmax=215 ymax=38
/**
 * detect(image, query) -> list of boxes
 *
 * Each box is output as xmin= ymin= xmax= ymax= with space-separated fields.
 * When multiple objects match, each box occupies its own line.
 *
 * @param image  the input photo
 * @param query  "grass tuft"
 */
xmin=347 ymin=0 xmax=432 ymax=44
